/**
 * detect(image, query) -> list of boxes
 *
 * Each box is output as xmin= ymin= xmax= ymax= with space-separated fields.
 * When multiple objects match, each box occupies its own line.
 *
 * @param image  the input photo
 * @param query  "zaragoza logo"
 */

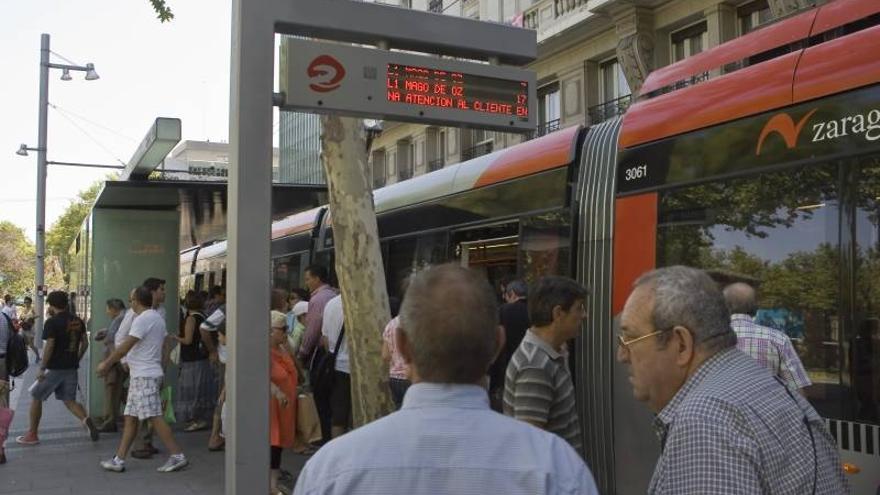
xmin=307 ymin=55 xmax=346 ymax=93
xmin=757 ymin=107 xmax=880 ymax=156
xmin=755 ymin=109 xmax=817 ymax=156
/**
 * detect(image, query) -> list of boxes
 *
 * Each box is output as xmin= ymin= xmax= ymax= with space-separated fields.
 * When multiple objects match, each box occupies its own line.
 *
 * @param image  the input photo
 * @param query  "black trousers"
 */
xmin=270 ymin=446 xmax=282 ymax=470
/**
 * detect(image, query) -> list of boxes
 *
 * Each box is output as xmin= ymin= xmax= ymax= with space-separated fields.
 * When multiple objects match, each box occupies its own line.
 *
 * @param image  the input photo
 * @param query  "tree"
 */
xmin=149 ymin=0 xmax=174 ymax=22
xmin=0 ymin=222 xmax=36 ymax=296
xmin=320 ymin=115 xmax=395 ymax=426
xmin=46 ymin=180 xmax=103 ymax=275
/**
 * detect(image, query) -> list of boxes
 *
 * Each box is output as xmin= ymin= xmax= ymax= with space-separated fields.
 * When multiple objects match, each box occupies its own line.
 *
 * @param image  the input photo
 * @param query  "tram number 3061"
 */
xmin=624 ymin=164 xmax=648 ymax=181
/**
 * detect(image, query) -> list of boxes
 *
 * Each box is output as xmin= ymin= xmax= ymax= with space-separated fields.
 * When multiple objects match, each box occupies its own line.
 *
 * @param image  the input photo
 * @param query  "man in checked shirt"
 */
xmin=618 ymin=266 xmax=847 ymax=494
xmin=723 ymin=282 xmax=812 ymax=393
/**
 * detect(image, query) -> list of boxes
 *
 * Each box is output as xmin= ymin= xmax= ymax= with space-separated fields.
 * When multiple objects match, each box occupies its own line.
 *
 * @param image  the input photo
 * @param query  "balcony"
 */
xmin=523 ymin=0 xmax=597 ymax=43
xmin=587 ymin=94 xmax=632 ymax=124
xmin=533 ymin=118 xmax=561 ymax=138
xmin=398 ymin=164 xmax=413 ymax=181
xmin=461 ymin=141 xmax=494 ymax=161
xmin=428 ymin=158 xmax=445 ymax=172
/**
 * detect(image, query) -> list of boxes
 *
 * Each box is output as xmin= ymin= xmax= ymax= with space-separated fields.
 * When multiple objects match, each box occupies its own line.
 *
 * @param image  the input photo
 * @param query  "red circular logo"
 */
xmin=307 ymin=55 xmax=346 ymax=93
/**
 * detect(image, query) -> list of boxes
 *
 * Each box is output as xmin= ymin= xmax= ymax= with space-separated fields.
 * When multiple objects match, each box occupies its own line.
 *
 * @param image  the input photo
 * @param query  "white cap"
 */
xmin=292 ymin=301 xmax=309 ymax=317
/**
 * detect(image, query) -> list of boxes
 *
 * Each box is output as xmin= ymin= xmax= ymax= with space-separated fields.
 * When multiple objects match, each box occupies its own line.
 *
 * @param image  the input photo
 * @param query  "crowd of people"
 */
xmin=0 ymin=261 xmax=851 ymax=494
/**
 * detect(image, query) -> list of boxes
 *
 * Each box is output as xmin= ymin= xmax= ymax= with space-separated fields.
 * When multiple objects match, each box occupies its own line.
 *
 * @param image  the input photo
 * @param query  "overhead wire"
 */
xmin=48 ymin=102 xmax=128 ymax=166
xmin=49 ymin=103 xmax=137 ymax=143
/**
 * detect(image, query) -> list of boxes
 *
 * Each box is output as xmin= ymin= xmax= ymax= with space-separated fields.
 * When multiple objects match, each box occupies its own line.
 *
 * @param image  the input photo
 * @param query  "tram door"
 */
xmin=459 ymin=235 xmax=519 ymax=297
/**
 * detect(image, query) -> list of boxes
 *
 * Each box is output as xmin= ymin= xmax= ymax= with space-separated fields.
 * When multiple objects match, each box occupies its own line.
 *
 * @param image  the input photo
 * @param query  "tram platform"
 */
xmin=1 ymin=357 xmax=308 ymax=494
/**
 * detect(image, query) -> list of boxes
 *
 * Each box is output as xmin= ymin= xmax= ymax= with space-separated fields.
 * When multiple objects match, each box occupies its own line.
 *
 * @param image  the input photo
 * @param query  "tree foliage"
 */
xmin=46 ymin=180 xmax=103 ymax=273
xmin=149 ymin=0 xmax=174 ymax=22
xmin=0 ymin=222 xmax=36 ymax=296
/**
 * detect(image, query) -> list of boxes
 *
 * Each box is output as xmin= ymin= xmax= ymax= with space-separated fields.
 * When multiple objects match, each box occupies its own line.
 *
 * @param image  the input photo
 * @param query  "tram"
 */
xmin=181 ymin=1 xmax=880 ymax=492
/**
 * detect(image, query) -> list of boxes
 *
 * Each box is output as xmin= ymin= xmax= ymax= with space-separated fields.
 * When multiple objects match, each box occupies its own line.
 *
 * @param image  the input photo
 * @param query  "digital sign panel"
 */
xmin=280 ymin=38 xmax=536 ymax=132
xmin=386 ymin=64 xmax=529 ymax=121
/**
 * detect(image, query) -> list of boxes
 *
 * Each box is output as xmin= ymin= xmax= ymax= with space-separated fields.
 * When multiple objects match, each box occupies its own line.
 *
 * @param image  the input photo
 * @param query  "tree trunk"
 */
xmin=320 ymin=115 xmax=395 ymax=426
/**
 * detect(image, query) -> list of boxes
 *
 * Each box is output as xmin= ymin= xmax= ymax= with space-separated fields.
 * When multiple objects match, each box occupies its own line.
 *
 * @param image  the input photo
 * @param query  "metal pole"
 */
xmin=227 ymin=2 xmax=271 ymax=493
xmin=35 ymin=33 xmax=50 ymax=344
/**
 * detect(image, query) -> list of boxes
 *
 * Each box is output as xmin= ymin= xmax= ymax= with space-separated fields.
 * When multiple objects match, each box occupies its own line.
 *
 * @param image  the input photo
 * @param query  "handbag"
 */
xmin=161 ymin=385 xmax=176 ymax=424
xmin=309 ymin=325 xmax=345 ymax=393
xmin=295 ymin=390 xmax=322 ymax=445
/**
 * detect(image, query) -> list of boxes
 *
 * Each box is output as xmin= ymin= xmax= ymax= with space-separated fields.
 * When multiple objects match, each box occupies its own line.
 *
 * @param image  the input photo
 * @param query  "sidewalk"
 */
xmin=1 ymin=358 xmax=308 ymax=494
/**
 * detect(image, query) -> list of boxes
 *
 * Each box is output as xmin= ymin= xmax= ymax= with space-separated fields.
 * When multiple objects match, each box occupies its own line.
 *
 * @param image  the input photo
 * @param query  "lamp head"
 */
xmin=16 ymin=144 xmax=29 ymax=157
xmin=60 ymin=68 xmax=73 ymax=81
xmin=84 ymin=63 xmax=99 ymax=81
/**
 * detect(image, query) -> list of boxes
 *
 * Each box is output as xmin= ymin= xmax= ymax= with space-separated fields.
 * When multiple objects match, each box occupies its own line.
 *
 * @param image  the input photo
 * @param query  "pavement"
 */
xmin=1 ymin=356 xmax=309 ymax=494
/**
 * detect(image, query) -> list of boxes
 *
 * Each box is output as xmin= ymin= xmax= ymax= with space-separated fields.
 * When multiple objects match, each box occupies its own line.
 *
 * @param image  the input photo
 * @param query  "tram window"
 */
xmin=273 ymin=253 xmax=305 ymax=291
xmin=854 ymin=158 xmax=880 ymax=424
xmin=657 ymin=164 xmax=847 ymax=419
xmin=519 ymin=210 xmax=571 ymax=284
xmin=386 ymin=237 xmax=417 ymax=300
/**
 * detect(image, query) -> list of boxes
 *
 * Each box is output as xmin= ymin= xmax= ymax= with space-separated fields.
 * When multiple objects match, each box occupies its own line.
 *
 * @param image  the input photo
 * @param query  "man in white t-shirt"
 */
xmin=1 ymin=294 xmax=18 ymax=321
xmin=321 ymin=294 xmax=350 ymax=438
xmin=97 ymin=285 xmax=188 ymax=474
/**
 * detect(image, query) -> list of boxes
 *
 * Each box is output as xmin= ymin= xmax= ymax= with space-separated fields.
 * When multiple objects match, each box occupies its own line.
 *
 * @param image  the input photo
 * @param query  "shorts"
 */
xmin=31 ymin=369 xmax=78 ymax=402
xmin=330 ymin=371 xmax=351 ymax=428
xmin=124 ymin=376 xmax=164 ymax=420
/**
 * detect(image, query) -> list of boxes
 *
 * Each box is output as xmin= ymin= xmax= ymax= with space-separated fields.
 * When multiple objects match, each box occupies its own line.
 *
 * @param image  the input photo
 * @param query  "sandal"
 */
xmin=208 ymin=441 xmax=225 ymax=452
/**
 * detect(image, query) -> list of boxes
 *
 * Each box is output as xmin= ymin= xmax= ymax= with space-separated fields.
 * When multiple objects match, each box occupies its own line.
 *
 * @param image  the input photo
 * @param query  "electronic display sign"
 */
xmin=280 ymin=38 xmax=536 ymax=132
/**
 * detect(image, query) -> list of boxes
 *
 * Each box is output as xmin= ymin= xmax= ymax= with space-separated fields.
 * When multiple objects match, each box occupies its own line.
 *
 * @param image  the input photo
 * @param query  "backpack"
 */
xmin=309 ymin=325 xmax=344 ymax=392
xmin=2 ymin=313 xmax=28 ymax=377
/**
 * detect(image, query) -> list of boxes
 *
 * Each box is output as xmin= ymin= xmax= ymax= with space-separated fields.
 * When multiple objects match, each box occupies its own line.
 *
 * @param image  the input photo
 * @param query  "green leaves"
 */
xmin=149 ymin=0 xmax=174 ymax=23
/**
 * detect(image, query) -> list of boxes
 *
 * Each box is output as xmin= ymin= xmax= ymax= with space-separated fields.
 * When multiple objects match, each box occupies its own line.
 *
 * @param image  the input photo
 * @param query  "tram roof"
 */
xmin=621 ymin=0 xmax=880 ymax=148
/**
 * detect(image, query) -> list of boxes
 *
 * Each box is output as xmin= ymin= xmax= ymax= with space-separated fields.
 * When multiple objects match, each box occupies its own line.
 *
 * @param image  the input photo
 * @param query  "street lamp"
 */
xmin=14 ymin=33 xmax=99 ymax=342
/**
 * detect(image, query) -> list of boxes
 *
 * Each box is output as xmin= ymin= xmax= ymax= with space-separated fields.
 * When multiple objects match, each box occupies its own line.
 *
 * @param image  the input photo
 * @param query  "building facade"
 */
xmin=367 ymin=0 xmax=816 ymax=187
xmin=279 ymin=111 xmax=324 ymax=185
xmin=162 ymin=139 xmax=280 ymax=181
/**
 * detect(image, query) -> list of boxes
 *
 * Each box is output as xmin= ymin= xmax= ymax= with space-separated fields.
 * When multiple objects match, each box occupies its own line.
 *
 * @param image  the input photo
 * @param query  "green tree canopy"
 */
xmin=46 ymin=180 xmax=103 ymax=272
xmin=149 ymin=0 xmax=174 ymax=22
xmin=0 ymin=222 xmax=36 ymax=296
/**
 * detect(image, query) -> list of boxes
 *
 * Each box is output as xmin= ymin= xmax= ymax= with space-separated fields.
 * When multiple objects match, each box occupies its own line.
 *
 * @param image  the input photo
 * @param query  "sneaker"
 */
xmin=184 ymin=420 xmax=209 ymax=432
xmin=157 ymin=454 xmax=188 ymax=473
xmin=83 ymin=417 xmax=99 ymax=441
xmin=100 ymin=456 xmax=126 ymax=473
xmin=15 ymin=432 xmax=39 ymax=445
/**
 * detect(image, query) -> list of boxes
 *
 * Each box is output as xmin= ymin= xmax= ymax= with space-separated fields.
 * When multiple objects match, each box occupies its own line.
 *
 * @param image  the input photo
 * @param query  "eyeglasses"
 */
xmin=617 ymin=328 xmax=670 ymax=349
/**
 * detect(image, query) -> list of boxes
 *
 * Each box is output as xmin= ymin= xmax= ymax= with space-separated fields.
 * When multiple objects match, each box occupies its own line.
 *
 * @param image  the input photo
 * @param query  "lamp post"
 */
xmin=16 ymin=33 xmax=99 ymax=342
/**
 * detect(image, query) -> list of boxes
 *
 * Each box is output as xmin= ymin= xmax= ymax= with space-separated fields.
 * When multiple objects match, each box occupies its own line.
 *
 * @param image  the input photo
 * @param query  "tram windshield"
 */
xmin=656 ymin=162 xmax=879 ymax=425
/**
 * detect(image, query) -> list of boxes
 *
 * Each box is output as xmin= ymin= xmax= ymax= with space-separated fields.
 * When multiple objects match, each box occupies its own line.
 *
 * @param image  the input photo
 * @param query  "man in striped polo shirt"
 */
xmin=503 ymin=276 xmax=587 ymax=454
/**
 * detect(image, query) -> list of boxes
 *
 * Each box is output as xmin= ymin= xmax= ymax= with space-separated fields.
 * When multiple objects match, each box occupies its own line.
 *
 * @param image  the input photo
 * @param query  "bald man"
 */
xmin=722 ymin=283 xmax=811 ymax=392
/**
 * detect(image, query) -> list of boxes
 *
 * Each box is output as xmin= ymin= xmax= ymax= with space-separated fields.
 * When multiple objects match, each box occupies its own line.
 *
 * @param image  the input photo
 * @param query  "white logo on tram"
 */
xmin=811 ymin=109 xmax=880 ymax=143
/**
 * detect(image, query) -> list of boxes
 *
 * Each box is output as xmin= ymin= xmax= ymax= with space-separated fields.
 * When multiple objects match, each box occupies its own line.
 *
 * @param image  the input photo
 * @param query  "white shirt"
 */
xmin=1 ymin=304 xmax=17 ymax=321
xmin=126 ymin=308 xmax=166 ymax=378
xmin=320 ymin=295 xmax=348 ymax=374
xmin=294 ymin=383 xmax=598 ymax=495
xmin=200 ymin=306 xmax=226 ymax=364
xmin=115 ymin=309 xmax=137 ymax=364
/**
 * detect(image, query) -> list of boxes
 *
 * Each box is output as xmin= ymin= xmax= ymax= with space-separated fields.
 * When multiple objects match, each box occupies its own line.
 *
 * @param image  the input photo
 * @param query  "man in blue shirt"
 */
xmin=294 ymin=264 xmax=597 ymax=495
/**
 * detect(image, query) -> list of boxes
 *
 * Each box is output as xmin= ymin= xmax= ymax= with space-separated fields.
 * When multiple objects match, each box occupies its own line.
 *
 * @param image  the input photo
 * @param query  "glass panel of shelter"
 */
xmin=654 ymin=163 xmax=867 ymax=422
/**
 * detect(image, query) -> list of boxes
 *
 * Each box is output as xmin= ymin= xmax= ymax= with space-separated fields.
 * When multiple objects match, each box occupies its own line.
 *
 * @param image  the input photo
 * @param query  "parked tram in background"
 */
xmin=181 ymin=1 xmax=880 ymax=492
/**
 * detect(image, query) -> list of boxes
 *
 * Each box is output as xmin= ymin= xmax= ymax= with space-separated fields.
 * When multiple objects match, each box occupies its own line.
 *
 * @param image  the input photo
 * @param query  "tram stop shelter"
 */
xmin=69 ymin=178 xmax=326 ymax=417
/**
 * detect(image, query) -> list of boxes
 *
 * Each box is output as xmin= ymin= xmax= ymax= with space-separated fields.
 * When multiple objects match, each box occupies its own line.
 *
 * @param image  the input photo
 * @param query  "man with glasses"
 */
xmin=503 ymin=276 xmax=587 ymax=454
xmin=618 ymin=266 xmax=846 ymax=494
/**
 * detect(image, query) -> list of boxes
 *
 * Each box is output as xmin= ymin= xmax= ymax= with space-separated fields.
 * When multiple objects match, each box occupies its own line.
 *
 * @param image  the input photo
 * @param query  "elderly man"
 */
xmin=618 ymin=266 xmax=847 ymax=494
xmin=723 ymin=282 xmax=811 ymax=392
xmin=294 ymin=264 xmax=597 ymax=495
